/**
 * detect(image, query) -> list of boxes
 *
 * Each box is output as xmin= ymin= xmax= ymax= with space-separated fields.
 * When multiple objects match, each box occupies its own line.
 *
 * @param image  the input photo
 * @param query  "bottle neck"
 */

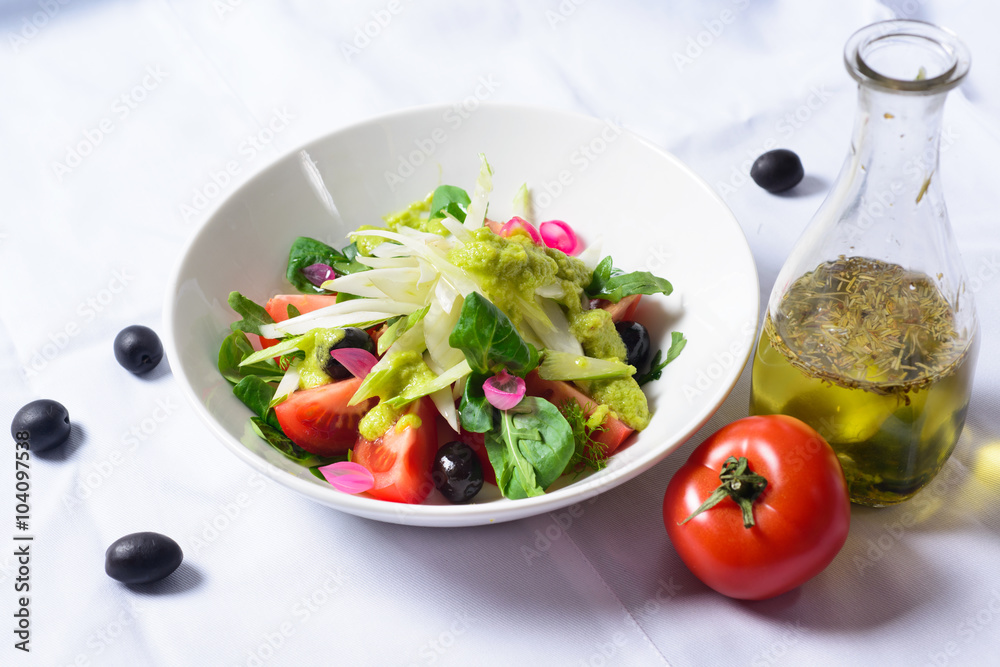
xmin=849 ymin=85 xmax=948 ymax=202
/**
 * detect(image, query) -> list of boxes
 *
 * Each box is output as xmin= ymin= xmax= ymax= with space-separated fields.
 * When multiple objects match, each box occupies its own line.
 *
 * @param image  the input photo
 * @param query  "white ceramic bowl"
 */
xmin=164 ymin=103 xmax=758 ymax=527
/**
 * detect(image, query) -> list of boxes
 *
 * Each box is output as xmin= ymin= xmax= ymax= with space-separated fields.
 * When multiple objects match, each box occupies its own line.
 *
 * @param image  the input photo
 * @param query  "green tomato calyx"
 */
xmin=680 ymin=456 xmax=769 ymax=529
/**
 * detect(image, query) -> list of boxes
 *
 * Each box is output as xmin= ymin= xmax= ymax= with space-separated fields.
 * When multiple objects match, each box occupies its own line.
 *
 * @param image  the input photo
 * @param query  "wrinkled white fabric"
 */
xmin=1 ymin=1 xmax=998 ymax=665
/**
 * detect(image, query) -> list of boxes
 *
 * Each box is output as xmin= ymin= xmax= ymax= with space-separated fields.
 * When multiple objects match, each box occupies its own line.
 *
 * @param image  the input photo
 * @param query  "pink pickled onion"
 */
xmin=302 ymin=263 xmax=335 ymax=287
xmin=483 ymin=369 xmax=526 ymax=411
xmin=330 ymin=347 xmax=378 ymax=379
xmin=499 ymin=216 xmax=543 ymax=245
xmin=318 ymin=461 xmax=375 ymax=494
xmin=539 ymin=220 xmax=582 ymax=255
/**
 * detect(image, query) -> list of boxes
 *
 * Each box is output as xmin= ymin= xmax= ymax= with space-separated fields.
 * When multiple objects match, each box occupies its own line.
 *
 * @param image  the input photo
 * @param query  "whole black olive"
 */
xmin=615 ymin=321 xmax=651 ymax=370
xmin=433 ymin=441 xmax=484 ymax=504
xmin=750 ymin=149 xmax=804 ymax=193
xmin=105 ymin=532 xmax=183 ymax=584
xmin=11 ymin=399 xmax=71 ymax=452
xmin=114 ymin=325 xmax=164 ymax=374
xmin=321 ymin=327 xmax=375 ymax=380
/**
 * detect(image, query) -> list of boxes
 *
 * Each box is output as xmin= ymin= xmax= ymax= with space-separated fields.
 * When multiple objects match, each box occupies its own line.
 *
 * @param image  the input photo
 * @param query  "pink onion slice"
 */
xmin=483 ymin=369 xmax=526 ymax=411
xmin=499 ymin=216 xmax=543 ymax=245
xmin=302 ymin=263 xmax=335 ymax=287
xmin=319 ymin=461 xmax=375 ymax=494
xmin=539 ymin=220 xmax=582 ymax=255
xmin=330 ymin=347 xmax=378 ymax=379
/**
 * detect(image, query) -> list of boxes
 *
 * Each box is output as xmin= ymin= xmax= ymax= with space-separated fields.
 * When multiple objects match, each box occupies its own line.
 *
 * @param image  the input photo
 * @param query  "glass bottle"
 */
xmin=749 ymin=20 xmax=978 ymax=507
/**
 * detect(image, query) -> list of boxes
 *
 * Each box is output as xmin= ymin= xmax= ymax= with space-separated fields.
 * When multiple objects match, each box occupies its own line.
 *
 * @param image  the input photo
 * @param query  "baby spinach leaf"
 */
xmin=585 ymin=256 xmax=615 ymax=296
xmin=218 ymin=331 xmax=284 ymax=384
xmin=286 ymin=237 xmax=367 ymax=294
xmin=250 ymin=417 xmax=345 ymax=468
xmin=233 ymin=376 xmax=280 ymax=428
xmin=484 ymin=397 xmax=575 ymax=499
xmin=448 ymin=292 xmax=539 ymax=376
xmin=429 ymin=185 xmax=471 ymax=222
xmin=228 ymin=292 xmax=276 ymax=336
xmin=458 ymin=371 xmax=494 ymax=433
xmin=636 ymin=331 xmax=687 ymax=386
xmin=585 ymin=256 xmax=673 ymax=303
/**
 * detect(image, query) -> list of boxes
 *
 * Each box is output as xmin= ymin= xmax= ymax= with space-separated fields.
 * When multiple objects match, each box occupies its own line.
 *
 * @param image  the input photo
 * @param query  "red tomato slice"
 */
xmin=523 ymin=371 xmax=634 ymax=456
xmin=593 ymin=294 xmax=642 ymax=322
xmin=259 ymin=294 xmax=339 ymax=349
xmin=273 ymin=377 xmax=374 ymax=456
xmin=353 ymin=398 xmax=438 ymax=504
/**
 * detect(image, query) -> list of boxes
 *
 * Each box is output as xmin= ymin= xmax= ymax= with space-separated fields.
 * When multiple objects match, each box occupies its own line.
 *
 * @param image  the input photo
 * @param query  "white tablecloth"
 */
xmin=3 ymin=1 xmax=999 ymax=665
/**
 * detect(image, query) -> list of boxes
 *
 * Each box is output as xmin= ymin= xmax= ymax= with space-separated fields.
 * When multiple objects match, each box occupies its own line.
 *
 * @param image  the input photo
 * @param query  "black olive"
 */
xmin=114 ymin=325 xmax=164 ymax=374
xmin=750 ymin=149 xmax=804 ymax=193
xmin=615 ymin=321 xmax=651 ymax=370
xmin=105 ymin=532 xmax=183 ymax=584
xmin=11 ymin=399 xmax=71 ymax=452
xmin=433 ymin=441 xmax=484 ymax=503
xmin=321 ymin=327 xmax=375 ymax=380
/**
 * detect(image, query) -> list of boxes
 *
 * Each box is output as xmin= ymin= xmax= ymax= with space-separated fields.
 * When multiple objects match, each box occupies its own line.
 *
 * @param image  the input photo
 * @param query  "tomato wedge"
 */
xmin=523 ymin=371 xmax=634 ymax=455
xmin=259 ymin=294 xmax=339 ymax=349
xmin=594 ymin=294 xmax=641 ymax=322
xmin=274 ymin=377 xmax=374 ymax=456
xmin=353 ymin=398 xmax=438 ymax=504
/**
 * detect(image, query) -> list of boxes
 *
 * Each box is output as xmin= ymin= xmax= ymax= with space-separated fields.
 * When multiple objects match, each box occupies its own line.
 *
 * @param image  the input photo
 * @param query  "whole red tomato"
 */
xmin=663 ymin=415 xmax=850 ymax=600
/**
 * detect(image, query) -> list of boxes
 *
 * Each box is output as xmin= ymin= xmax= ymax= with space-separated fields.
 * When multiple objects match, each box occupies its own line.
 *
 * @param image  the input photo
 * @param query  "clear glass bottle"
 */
xmin=749 ymin=20 xmax=978 ymax=507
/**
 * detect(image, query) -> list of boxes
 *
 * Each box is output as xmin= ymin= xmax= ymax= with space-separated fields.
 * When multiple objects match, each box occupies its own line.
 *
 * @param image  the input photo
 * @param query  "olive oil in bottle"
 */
xmin=750 ymin=257 xmax=976 ymax=506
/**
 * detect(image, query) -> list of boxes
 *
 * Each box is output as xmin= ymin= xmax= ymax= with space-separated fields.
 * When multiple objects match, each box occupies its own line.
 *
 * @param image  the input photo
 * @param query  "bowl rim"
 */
xmin=162 ymin=101 xmax=759 ymax=526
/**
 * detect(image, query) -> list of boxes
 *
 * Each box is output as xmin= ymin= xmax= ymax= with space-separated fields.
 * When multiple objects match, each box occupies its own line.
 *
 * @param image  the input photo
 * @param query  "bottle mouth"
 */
xmin=845 ymin=19 xmax=970 ymax=93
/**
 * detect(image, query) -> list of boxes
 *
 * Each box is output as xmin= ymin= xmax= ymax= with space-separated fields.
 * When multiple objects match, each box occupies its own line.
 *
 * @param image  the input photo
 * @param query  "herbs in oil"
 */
xmin=750 ymin=256 xmax=976 ymax=506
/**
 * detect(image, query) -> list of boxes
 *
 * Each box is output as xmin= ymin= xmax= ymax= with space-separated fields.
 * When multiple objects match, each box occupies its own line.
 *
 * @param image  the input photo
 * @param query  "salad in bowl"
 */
xmin=220 ymin=155 xmax=685 ymax=506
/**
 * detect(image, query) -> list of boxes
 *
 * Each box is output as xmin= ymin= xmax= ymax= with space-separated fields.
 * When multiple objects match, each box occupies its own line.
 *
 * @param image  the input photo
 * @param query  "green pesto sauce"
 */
xmin=447 ymin=227 xmax=648 ymax=431
xmin=357 ymin=350 xmax=435 ymax=440
xmin=580 ymin=376 xmax=651 ymax=431
xmin=297 ymin=328 xmax=346 ymax=389
xmin=355 ymin=193 xmax=447 ymax=257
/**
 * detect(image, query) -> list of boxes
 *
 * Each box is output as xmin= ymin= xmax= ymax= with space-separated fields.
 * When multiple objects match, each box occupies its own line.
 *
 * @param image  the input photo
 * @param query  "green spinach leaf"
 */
xmin=218 ymin=331 xmax=284 ymax=384
xmin=636 ymin=331 xmax=687 ymax=386
xmin=233 ymin=376 xmax=280 ymax=428
xmin=484 ymin=397 xmax=575 ymax=499
xmin=228 ymin=291 xmax=276 ymax=336
xmin=585 ymin=256 xmax=673 ymax=303
xmin=286 ymin=236 xmax=367 ymax=294
xmin=429 ymin=185 xmax=471 ymax=222
xmin=250 ymin=417 xmax=345 ymax=467
xmin=458 ymin=371 xmax=494 ymax=433
xmin=448 ymin=292 xmax=539 ymax=376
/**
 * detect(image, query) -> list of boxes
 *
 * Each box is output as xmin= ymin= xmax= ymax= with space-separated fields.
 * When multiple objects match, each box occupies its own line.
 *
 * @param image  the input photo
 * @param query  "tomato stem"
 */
xmin=680 ymin=456 xmax=768 ymax=528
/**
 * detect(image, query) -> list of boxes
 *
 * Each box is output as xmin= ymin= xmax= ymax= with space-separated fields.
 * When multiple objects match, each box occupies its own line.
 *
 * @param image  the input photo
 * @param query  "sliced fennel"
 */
xmin=538 ymin=351 xmax=635 ymax=381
